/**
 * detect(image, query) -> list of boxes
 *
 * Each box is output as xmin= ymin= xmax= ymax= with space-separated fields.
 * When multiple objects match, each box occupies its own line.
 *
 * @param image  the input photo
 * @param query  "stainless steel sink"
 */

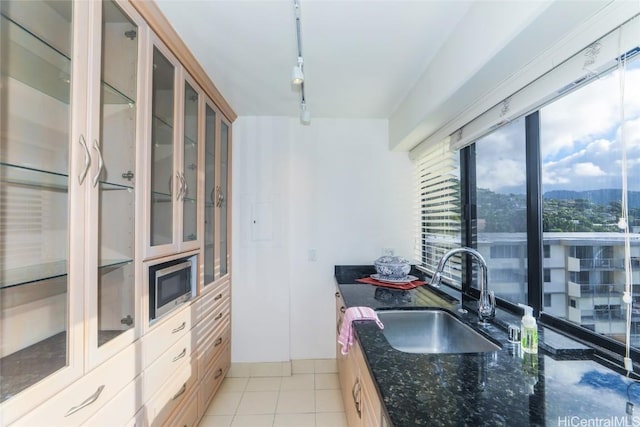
xmin=376 ymin=308 xmax=502 ymax=354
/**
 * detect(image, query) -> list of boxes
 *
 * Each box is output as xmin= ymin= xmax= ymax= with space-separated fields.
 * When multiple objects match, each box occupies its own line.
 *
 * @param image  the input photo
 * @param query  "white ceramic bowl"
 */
xmin=374 ymin=256 xmax=411 ymax=279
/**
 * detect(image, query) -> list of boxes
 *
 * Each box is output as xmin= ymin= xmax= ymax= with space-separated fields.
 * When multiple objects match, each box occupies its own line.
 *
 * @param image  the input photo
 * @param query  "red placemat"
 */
xmin=356 ymin=276 xmax=425 ymax=290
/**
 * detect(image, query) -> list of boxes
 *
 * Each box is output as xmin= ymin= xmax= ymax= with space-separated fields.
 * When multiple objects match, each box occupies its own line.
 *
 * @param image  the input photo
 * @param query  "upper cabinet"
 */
xmin=0 ymin=0 xmax=145 ymax=422
xmin=145 ymin=38 xmax=201 ymax=259
xmin=202 ymin=99 xmax=231 ymax=288
xmin=84 ymin=0 xmax=145 ymax=368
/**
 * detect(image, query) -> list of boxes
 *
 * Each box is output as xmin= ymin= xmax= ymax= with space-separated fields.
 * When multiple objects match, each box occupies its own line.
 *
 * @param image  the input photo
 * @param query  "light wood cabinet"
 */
xmin=0 ymin=0 xmax=145 ymax=422
xmin=335 ymin=288 xmax=384 ymax=427
xmin=2 ymin=0 xmax=234 ymax=423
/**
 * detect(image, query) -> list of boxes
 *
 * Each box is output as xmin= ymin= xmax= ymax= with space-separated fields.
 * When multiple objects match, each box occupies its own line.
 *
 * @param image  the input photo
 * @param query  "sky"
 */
xmin=475 ymin=58 xmax=640 ymax=195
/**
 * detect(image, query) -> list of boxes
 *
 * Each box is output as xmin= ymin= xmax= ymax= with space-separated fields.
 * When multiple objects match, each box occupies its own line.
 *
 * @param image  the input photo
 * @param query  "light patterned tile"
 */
xmin=315 ymin=373 xmax=339 ymax=390
xmin=251 ymin=362 xmax=287 ymax=377
xmin=314 ymin=359 xmax=337 ymax=374
xmin=236 ymin=391 xmax=279 ymax=415
xmin=276 ymin=390 xmax=316 ymax=414
xmin=292 ymin=359 xmax=315 ymax=374
xmin=230 ymin=414 xmax=275 ymax=427
xmin=315 ymin=389 xmax=344 ymax=412
xmin=218 ymin=377 xmax=249 ymax=393
xmin=246 ymin=376 xmax=282 ymax=391
xmin=281 ymin=374 xmax=314 ymax=391
xmin=316 ymin=412 xmax=348 ymax=427
xmin=273 ymin=413 xmax=316 ymax=427
xmin=205 ymin=391 xmax=243 ymax=416
xmin=198 ymin=415 xmax=233 ymax=427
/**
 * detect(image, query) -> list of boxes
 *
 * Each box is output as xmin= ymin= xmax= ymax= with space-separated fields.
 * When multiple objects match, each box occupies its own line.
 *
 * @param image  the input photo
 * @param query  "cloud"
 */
xmin=573 ymin=162 xmax=606 ymax=177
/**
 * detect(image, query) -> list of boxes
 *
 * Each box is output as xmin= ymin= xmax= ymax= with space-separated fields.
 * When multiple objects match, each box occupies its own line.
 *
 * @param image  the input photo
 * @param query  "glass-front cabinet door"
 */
xmin=85 ymin=0 xmax=142 ymax=368
xmin=149 ymin=43 xmax=176 ymax=253
xmin=219 ymin=120 xmax=230 ymax=278
xmin=147 ymin=41 xmax=202 ymax=258
xmin=181 ymin=79 xmax=199 ymax=248
xmin=0 ymin=0 xmax=85 ymax=420
xmin=203 ymin=103 xmax=216 ymax=285
xmin=202 ymin=101 xmax=231 ymax=288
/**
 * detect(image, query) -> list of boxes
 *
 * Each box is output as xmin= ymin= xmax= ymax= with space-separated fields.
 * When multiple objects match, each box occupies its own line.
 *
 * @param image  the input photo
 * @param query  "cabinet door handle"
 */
xmin=92 ymin=139 xmax=104 ymax=187
xmin=172 ymin=322 xmax=186 ymax=333
xmin=78 ymin=135 xmax=91 ymax=185
xmin=172 ymin=383 xmax=187 ymax=400
xmin=214 ymin=337 xmax=223 ymax=347
xmin=181 ymin=172 xmax=188 ymax=199
xmin=64 ymin=385 xmax=105 ymax=417
xmin=214 ymin=368 xmax=223 ymax=379
xmin=214 ymin=293 xmax=223 ymax=301
xmin=175 ymin=172 xmax=182 ymax=200
xmin=352 ymin=379 xmax=362 ymax=418
xmin=173 ymin=348 xmax=187 ymax=362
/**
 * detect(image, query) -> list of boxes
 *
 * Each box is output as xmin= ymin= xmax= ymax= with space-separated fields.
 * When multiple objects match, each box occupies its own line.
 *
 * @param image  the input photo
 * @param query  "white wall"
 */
xmin=231 ymin=116 xmax=413 ymax=362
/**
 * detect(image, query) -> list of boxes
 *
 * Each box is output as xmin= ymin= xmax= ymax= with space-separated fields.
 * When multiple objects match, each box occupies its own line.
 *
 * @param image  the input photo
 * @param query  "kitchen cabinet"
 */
xmin=0 ymin=0 xmax=144 ymax=422
xmin=335 ymin=288 xmax=384 ymax=427
xmin=1 ymin=0 xmax=235 ymax=423
xmin=203 ymin=99 xmax=232 ymax=287
xmin=145 ymin=37 xmax=202 ymax=259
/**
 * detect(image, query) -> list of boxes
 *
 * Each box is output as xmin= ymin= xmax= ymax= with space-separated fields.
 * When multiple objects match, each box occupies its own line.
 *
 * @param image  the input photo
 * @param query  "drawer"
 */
xmin=81 ymin=375 xmax=143 ymax=427
xmin=142 ymin=304 xmax=193 ymax=368
xmin=198 ymin=345 xmax=230 ymax=419
xmin=196 ymin=302 xmax=230 ymax=347
xmin=14 ymin=343 xmax=140 ymax=426
xmin=196 ymin=280 xmax=230 ymax=322
xmin=197 ymin=319 xmax=230 ymax=379
xmin=146 ymin=354 xmax=198 ymax=427
xmin=143 ymin=330 xmax=195 ymax=402
xmin=166 ymin=389 xmax=199 ymax=427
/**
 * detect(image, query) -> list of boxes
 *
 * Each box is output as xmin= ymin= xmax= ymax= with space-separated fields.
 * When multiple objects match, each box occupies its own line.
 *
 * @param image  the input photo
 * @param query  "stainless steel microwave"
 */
xmin=149 ymin=257 xmax=194 ymax=321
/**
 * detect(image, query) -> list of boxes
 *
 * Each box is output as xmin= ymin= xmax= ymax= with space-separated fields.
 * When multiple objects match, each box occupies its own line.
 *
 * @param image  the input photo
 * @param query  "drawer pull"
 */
xmin=64 ymin=385 xmax=105 ymax=417
xmin=214 ymin=368 xmax=223 ymax=379
xmin=173 ymin=348 xmax=187 ymax=362
xmin=214 ymin=337 xmax=223 ymax=347
xmin=335 ymin=291 xmax=340 ymax=297
xmin=172 ymin=383 xmax=187 ymax=400
xmin=172 ymin=322 xmax=186 ymax=333
xmin=214 ymin=293 xmax=223 ymax=301
xmin=340 ymin=306 xmax=346 ymax=313
xmin=214 ymin=312 xmax=223 ymax=321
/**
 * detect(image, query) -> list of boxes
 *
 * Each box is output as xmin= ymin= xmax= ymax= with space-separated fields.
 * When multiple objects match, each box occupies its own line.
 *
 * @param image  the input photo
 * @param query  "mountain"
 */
xmin=544 ymin=189 xmax=640 ymax=209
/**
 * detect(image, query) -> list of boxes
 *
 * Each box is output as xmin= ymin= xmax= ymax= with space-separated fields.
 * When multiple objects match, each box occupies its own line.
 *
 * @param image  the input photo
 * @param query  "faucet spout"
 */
xmin=429 ymin=247 xmax=495 ymax=324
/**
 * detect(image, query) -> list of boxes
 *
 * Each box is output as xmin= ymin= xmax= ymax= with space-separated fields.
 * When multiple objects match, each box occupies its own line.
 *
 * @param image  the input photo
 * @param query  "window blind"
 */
xmin=414 ymin=137 xmax=462 ymax=287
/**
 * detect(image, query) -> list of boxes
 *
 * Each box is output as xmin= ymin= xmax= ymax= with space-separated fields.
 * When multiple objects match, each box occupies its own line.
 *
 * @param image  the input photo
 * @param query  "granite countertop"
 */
xmin=336 ymin=266 xmax=640 ymax=427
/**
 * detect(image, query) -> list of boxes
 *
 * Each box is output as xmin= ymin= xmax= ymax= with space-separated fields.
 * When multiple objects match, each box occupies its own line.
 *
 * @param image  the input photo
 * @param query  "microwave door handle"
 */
xmin=154 ymin=261 xmax=192 ymax=280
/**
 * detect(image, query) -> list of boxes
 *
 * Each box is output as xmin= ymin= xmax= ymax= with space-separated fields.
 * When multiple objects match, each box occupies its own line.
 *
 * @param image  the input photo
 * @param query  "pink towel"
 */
xmin=338 ymin=307 xmax=384 ymax=355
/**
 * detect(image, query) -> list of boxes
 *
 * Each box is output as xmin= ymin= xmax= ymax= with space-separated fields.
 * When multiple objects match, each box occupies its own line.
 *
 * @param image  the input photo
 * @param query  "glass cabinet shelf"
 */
xmin=152 ymin=115 xmax=174 ymax=145
xmin=151 ymin=190 xmax=172 ymax=203
xmin=1 ymin=13 xmax=71 ymax=104
xmin=1 ymin=162 xmax=68 ymax=191
xmin=0 ymin=258 xmax=133 ymax=289
xmin=102 ymin=80 xmax=135 ymax=106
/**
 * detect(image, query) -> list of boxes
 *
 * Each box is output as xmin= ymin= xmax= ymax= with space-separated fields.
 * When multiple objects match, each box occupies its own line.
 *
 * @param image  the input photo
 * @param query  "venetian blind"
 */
xmin=413 ymin=137 xmax=462 ymax=287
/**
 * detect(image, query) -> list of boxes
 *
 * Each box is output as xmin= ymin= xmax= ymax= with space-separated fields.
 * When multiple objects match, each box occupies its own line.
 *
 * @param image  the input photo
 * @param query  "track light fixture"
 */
xmin=292 ymin=56 xmax=304 ymax=85
xmin=292 ymin=0 xmax=310 ymax=124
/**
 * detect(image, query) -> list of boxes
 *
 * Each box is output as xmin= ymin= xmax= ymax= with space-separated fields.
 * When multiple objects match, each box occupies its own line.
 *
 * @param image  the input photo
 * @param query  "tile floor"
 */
xmin=199 ymin=373 xmax=348 ymax=427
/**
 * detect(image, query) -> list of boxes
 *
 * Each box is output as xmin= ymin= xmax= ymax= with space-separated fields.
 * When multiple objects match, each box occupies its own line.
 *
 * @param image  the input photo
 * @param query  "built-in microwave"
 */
xmin=149 ymin=255 xmax=195 ymax=321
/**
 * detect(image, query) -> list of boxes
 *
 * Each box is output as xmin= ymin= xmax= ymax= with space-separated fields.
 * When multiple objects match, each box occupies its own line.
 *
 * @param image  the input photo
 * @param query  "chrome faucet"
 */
xmin=429 ymin=247 xmax=496 ymax=324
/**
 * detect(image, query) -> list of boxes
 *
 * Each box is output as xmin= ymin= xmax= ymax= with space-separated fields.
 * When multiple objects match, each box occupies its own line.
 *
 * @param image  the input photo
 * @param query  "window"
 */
xmin=414 ymin=33 xmax=640 ymax=360
xmin=414 ymin=139 xmax=462 ymax=287
xmin=540 ymin=57 xmax=640 ymax=348
xmin=475 ymin=118 xmax=528 ymax=304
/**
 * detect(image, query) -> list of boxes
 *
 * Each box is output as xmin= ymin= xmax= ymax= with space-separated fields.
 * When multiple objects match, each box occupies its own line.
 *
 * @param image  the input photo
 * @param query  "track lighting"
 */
xmin=300 ymin=101 xmax=311 ymax=124
xmin=292 ymin=56 xmax=304 ymax=85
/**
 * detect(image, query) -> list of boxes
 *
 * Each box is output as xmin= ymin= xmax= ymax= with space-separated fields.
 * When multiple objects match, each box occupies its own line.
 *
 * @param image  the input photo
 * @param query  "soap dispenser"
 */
xmin=518 ymin=304 xmax=538 ymax=354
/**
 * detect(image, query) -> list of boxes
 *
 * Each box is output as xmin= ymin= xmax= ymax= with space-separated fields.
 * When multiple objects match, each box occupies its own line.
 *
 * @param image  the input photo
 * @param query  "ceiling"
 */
xmin=154 ymin=0 xmax=473 ymax=119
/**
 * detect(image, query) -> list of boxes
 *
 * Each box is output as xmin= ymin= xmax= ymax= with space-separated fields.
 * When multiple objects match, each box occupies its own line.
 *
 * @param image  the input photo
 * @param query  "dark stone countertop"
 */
xmin=335 ymin=266 xmax=640 ymax=427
